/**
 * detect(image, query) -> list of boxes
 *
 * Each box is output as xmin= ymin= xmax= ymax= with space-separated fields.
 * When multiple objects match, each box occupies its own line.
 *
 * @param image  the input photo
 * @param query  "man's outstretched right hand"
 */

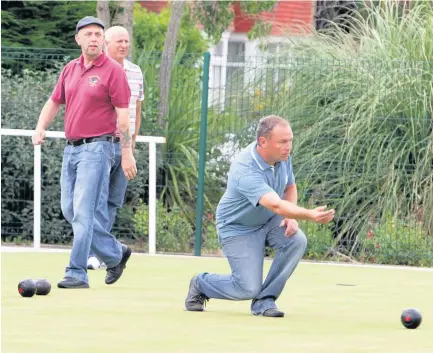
xmin=310 ymin=206 xmax=335 ymax=224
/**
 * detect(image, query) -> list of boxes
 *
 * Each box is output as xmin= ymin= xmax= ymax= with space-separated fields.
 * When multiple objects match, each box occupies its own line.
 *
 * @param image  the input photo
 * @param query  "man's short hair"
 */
xmin=256 ymin=115 xmax=290 ymax=142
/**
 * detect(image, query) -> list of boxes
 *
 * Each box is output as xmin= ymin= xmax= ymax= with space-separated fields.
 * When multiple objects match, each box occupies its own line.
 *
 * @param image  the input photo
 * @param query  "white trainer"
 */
xmin=87 ymin=256 xmax=101 ymax=270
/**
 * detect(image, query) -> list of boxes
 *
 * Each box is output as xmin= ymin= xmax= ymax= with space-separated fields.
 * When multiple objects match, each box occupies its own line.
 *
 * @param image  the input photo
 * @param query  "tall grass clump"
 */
xmin=278 ymin=1 xmax=433 ymax=258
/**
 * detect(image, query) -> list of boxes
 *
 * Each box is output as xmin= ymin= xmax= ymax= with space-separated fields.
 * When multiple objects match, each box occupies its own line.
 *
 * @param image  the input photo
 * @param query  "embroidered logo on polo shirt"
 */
xmin=88 ymin=75 xmax=100 ymax=87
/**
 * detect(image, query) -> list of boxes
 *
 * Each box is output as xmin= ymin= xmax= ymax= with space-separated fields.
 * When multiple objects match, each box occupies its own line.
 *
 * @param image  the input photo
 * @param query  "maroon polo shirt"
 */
xmin=51 ymin=52 xmax=131 ymax=140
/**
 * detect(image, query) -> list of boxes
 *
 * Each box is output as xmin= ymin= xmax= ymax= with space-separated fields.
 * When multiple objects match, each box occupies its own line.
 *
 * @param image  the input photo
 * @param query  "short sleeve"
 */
xmin=287 ymin=171 xmax=295 ymax=187
xmin=109 ymin=64 xmax=131 ymax=108
xmin=138 ymin=69 xmax=145 ymax=101
xmin=236 ymin=172 xmax=274 ymax=207
xmin=50 ymin=66 xmax=68 ymax=104
xmin=286 ymin=158 xmax=295 ymax=187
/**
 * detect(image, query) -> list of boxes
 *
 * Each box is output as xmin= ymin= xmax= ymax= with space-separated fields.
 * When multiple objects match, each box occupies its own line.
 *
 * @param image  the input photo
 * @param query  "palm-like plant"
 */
xmin=135 ymin=48 xmax=238 ymax=224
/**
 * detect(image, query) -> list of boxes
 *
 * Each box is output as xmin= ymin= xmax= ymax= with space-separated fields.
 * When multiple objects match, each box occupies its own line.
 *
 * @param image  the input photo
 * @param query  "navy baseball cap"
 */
xmin=76 ymin=16 xmax=105 ymax=33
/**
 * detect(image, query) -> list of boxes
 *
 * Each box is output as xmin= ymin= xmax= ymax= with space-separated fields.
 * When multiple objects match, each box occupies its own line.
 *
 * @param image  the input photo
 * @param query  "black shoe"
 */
xmin=105 ymin=245 xmax=132 ymax=285
xmin=185 ymin=275 xmax=208 ymax=311
xmin=57 ymin=276 xmax=89 ymax=289
xmin=262 ymin=308 xmax=285 ymax=317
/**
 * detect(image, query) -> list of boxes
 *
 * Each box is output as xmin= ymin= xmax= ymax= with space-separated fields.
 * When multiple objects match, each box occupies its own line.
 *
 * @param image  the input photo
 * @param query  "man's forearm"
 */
xmin=36 ymin=99 xmax=61 ymax=130
xmin=134 ymin=100 xmax=142 ymax=137
xmin=115 ymin=107 xmax=137 ymax=179
xmin=116 ymin=107 xmax=132 ymax=149
xmin=274 ymin=200 xmax=312 ymax=221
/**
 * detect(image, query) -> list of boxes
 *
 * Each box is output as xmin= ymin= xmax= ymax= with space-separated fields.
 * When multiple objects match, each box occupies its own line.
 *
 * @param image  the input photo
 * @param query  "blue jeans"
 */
xmin=89 ymin=143 xmax=128 ymax=258
xmin=61 ymin=141 xmax=123 ymax=283
xmin=196 ymin=215 xmax=307 ymax=315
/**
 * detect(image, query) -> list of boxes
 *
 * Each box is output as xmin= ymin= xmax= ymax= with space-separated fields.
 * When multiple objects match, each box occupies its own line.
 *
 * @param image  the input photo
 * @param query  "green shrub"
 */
xmin=200 ymin=213 xmax=221 ymax=254
xmin=134 ymin=48 xmax=240 ymax=229
xmin=133 ymin=200 xmax=193 ymax=253
xmin=133 ymin=5 xmax=208 ymax=56
xmin=1 ymin=67 xmax=68 ymax=243
xmin=300 ymin=221 xmax=334 ymax=260
xmin=359 ymin=214 xmax=433 ymax=267
xmin=1 ymin=67 xmax=152 ymax=243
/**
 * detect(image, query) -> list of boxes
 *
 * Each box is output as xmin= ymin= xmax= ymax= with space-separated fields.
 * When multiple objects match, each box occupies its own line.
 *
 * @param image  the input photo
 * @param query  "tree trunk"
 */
xmin=112 ymin=1 xmax=126 ymax=25
xmin=124 ymin=0 xmax=134 ymax=60
xmin=96 ymin=1 xmax=111 ymax=28
xmin=110 ymin=0 xmax=135 ymax=59
xmin=157 ymin=1 xmax=185 ymax=127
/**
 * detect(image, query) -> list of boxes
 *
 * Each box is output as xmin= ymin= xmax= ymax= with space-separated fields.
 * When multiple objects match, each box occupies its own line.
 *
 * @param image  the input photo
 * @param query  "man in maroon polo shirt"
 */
xmin=32 ymin=16 xmax=135 ymax=289
xmin=87 ymin=25 xmax=145 ymax=270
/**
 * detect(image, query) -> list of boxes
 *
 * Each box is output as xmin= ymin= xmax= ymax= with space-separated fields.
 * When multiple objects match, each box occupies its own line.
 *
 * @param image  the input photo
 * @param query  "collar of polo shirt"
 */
xmin=250 ymin=142 xmax=279 ymax=171
xmin=78 ymin=51 xmax=108 ymax=68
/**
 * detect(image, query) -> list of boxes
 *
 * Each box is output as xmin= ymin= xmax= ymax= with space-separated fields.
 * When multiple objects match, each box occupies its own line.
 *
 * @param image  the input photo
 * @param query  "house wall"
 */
xmin=139 ymin=0 xmax=314 ymax=35
xmin=138 ymin=1 xmax=315 ymax=109
xmin=208 ymin=32 xmax=302 ymax=110
xmin=233 ymin=1 xmax=314 ymax=35
xmin=138 ymin=1 xmax=168 ymax=13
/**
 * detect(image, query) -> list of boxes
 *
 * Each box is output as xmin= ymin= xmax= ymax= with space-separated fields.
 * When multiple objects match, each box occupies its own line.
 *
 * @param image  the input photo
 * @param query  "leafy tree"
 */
xmin=1 ymin=1 xmax=96 ymax=48
xmin=189 ymin=1 xmax=277 ymax=44
xmin=157 ymin=1 xmax=186 ymax=127
xmin=133 ymin=5 xmax=207 ymax=55
xmin=96 ymin=0 xmax=134 ymax=58
xmin=157 ymin=0 xmax=277 ymax=126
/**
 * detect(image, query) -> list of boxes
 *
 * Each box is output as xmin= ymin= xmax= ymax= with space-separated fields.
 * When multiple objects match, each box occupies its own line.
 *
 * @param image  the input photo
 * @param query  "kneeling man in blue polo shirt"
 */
xmin=185 ymin=115 xmax=335 ymax=317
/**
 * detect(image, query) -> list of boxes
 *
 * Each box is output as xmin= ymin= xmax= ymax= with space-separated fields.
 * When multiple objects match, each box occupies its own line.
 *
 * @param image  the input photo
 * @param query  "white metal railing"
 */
xmin=0 ymin=128 xmax=165 ymax=254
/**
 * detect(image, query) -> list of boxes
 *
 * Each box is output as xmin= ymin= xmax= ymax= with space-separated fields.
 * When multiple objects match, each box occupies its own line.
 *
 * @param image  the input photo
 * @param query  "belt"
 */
xmin=67 ymin=135 xmax=116 ymax=146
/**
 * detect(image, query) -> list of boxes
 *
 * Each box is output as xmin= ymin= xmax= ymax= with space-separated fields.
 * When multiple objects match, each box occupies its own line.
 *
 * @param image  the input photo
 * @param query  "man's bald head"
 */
xmin=105 ymin=26 xmax=129 ymax=42
xmin=105 ymin=26 xmax=130 ymax=63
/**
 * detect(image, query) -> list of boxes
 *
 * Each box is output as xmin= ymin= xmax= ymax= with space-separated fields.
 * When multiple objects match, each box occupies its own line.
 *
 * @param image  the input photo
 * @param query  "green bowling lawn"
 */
xmin=2 ymin=250 xmax=432 ymax=353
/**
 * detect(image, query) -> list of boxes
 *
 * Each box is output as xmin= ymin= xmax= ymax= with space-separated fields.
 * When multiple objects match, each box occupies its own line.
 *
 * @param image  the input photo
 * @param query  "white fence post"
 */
xmin=1 ymin=129 xmax=165 ymax=253
xmin=148 ymin=142 xmax=157 ymax=255
xmin=33 ymin=144 xmax=42 ymax=249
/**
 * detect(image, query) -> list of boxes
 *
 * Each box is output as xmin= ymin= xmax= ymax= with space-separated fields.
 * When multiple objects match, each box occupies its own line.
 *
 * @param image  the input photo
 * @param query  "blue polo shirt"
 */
xmin=216 ymin=141 xmax=295 ymax=238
